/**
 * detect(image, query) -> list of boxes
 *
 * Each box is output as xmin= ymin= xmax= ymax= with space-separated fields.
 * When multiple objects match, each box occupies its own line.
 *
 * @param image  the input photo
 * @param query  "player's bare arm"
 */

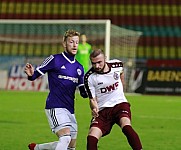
xmin=24 ymin=63 xmax=34 ymax=76
xmin=120 ymin=72 xmax=126 ymax=91
xmin=89 ymin=98 xmax=99 ymax=118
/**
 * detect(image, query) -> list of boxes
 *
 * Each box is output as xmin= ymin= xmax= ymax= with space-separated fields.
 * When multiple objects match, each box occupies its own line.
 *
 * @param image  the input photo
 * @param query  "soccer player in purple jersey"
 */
xmin=84 ymin=49 xmax=143 ymax=150
xmin=24 ymin=29 xmax=88 ymax=150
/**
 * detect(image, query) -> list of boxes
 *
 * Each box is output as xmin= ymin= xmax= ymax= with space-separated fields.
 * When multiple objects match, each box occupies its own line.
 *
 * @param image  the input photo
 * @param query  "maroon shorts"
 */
xmin=90 ymin=102 xmax=131 ymax=136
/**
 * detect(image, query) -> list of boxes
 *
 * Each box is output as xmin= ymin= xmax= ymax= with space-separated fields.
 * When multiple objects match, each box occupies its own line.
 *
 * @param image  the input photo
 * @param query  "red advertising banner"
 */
xmin=6 ymin=65 xmax=48 ymax=91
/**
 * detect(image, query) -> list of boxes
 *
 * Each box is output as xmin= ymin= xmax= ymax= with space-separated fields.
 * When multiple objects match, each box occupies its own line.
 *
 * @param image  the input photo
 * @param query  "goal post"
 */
xmin=0 ymin=19 xmax=141 ymax=92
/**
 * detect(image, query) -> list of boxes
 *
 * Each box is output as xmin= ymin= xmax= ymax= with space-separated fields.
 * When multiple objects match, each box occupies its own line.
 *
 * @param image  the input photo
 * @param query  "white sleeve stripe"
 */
xmin=36 ymin=67 xmax=45 ymax=75
xmin=77 ymin=84 xmax=84 ymax=87
xmin=35 ymin=55 xmax=54 ymax=75
xmin=41 ymin=55 xmax=54 ymax=67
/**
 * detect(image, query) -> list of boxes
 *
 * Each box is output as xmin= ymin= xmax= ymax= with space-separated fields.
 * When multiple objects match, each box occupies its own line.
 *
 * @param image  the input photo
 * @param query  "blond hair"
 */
xmin=63 ymin=29 xmax=80 ymax=42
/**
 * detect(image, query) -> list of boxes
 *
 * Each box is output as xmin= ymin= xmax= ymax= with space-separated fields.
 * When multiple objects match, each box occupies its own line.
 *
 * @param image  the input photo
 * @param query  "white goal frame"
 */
xmin=0 ymin=19 xmax=111 ymax=60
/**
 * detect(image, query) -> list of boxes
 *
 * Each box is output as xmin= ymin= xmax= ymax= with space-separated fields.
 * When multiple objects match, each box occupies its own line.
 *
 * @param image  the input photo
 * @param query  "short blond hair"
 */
xmin=63 ymin=29 xmax=80 ymax=42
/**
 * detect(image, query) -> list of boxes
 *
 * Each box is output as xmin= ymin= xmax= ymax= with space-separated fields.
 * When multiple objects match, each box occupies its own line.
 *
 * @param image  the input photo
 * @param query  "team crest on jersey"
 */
xmin=77 ymin=69 xmax=82 ymax=75
xmin=113 ymin=72 xmax=119 ymax=80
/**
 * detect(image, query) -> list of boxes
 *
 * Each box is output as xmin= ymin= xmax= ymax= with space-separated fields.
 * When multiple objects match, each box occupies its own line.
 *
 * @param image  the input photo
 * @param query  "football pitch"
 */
xmin=0 ymin=90 xmax=180 ymax=150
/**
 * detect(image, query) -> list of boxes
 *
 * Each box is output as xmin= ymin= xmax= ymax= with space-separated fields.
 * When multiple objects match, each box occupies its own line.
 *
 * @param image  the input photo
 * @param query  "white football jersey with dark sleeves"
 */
xmin=84 ymin=60 xmax=128 ymax=110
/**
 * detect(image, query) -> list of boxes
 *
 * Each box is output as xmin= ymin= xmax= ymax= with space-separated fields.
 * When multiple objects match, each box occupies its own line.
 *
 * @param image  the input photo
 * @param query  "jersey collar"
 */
xmin=62 ymin=51 xmax=75 ymax=64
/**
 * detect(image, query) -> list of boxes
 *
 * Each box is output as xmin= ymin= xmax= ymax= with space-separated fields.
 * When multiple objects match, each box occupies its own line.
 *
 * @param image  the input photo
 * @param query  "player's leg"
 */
xmin=116 ymin=103 xmax=142 ymax=150
xmin=120 ymin=117 xmax=142 ymax=150
xmin=28 ymin=141 xmax=58 ymax=150
xmin=87 ymin=127 xmax=102 ymax=150
xmin=29 ymin=139 xmax=76 ymax=150
xmin=46 ymin=108 xmax=72 ymax=150
xmin=28 ymin=108 xmax=77 ymax=150
xmin=55 ymin=128 xmax=71 ymax=150
xmin=28 ymin=138 xmax=75 ymax=150
xmin=67 ymin=114 xmax=78 ymax=150
xmin=87 ymin=110 xmax=112 ymax=150
xmin=68 ymin=139 xmax=76 ymax=150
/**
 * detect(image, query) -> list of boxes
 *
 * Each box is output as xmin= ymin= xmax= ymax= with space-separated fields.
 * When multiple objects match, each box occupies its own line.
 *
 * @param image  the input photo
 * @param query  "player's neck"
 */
xmin=63 ymin=51 xmax=75 ymax=61
xmin=99 ymin=63 xmax=109 ymax=73
xmin=103 ymin=63 xmax=110 ymax=72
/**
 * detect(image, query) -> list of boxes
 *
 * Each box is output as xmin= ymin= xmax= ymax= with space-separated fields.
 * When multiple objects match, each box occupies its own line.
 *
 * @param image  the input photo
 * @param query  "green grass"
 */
xmin=0 ymin=90 xmax=181 ymax=150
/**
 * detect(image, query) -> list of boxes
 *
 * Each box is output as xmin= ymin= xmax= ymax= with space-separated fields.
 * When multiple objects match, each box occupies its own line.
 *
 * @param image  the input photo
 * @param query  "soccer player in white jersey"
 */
xmin=84 ymin=49 xmax=143 ymax=150
xmin=24 ymin=29 xmax=88 ymax=150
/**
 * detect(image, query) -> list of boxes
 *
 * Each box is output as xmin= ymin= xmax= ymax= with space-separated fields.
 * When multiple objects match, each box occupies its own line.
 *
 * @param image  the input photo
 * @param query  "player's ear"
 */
xmin=105 ymin=56 xmax=107 ymax=61
xmin=62 ymin=41 xmax=66 ymax=48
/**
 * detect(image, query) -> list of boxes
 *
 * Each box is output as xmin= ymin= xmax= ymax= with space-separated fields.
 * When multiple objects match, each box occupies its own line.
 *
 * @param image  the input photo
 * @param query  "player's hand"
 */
xmin=92 ymin=108 xmax=99 ymax=118
xmin=90 ymin=98 xmax=99 ymax=117
xmin=24 ymin=63 xmax=34 ymax=76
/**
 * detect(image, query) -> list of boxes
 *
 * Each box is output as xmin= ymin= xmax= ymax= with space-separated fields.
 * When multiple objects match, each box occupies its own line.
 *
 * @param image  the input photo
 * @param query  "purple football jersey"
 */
xmin=28 ymin=52 xmax=84 ymax=114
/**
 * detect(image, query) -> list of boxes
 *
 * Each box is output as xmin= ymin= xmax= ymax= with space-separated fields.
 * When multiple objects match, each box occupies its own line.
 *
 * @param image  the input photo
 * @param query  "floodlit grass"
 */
xmin=0 ymin=90 xmax=180 ymax=150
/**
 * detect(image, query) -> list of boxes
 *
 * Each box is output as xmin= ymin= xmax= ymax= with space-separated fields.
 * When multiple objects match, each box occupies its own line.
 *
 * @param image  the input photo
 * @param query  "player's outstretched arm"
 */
xmin=120 ymin=72 xmax=126 ymax=91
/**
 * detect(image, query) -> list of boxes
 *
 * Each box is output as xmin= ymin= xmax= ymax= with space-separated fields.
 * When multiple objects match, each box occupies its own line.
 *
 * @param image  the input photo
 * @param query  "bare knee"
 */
xmin=68 ymin=139 xmax=76 ymax=148
xmin=120 ymin=117 xmax=131 ymax=128
xmin=56 ymin=127 xmax=70 ymax=137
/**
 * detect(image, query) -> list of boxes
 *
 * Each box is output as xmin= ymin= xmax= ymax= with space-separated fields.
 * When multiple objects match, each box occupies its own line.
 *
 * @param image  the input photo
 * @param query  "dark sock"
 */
xmin=87 ymin=135 xmax=98 ymax=150
xmin=122 ymin=125 xmax=142 ymax=150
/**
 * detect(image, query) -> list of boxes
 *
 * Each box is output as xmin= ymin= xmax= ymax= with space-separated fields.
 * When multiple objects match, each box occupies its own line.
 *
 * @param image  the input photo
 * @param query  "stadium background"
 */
xmin=0 ymin=0 xmax=181 ymax=94
xmin=0 ymin=2 xmax=181 ymax=150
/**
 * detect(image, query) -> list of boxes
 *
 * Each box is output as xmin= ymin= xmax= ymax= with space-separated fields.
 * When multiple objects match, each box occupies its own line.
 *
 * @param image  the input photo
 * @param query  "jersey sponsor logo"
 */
xmin=58 ymin=75 xmax=78 ymax=83
xmin=100 ymin=81 xmax=119 ymax=93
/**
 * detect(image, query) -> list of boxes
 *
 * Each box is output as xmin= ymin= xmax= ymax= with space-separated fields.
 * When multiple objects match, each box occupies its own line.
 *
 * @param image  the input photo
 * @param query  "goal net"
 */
xmin=0 ymin=19 xmax=142 ymax=92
